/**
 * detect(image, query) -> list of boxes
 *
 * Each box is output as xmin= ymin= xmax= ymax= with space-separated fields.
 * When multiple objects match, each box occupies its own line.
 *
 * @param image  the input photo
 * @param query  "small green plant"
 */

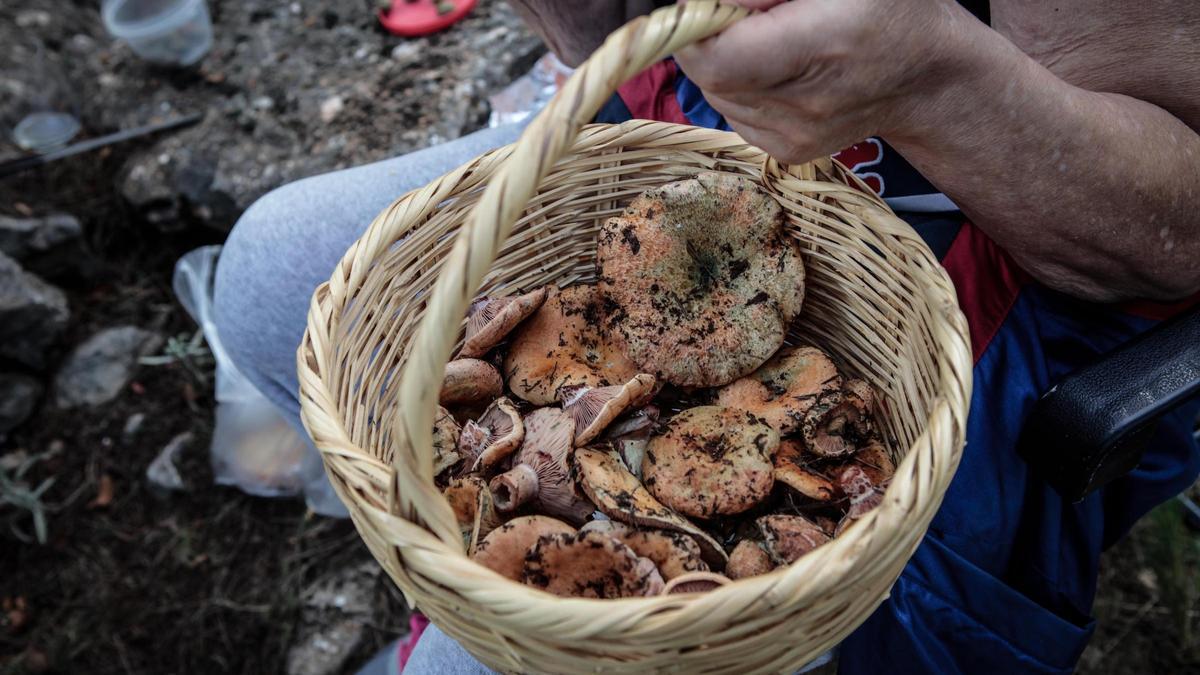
xmin=1144 ymin=497 xmax=1200 ymax=657
xmin=139 ymin=329 xmax=213 ymax=383
xmin=0 ymin=447 xmax=60 ymax=544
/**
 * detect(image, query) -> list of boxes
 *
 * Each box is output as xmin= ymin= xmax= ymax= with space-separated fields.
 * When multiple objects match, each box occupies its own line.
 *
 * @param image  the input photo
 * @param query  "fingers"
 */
xmin=676 ymin=1 xmax=820 ymax=93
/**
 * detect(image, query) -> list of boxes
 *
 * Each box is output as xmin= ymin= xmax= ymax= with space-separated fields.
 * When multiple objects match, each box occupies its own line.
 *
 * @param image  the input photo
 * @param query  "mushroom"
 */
xmin=580 ymin=520 xmax=707 ymax=580
xmin=597 ymin=171 xmax=806 ymax=387
xmin=522 ymin=530 xmax=665 ymax=598
xmin=489 ymin=408 xmax=594 ymax=524
xmin=757 ymin=514 xmax=831 ymax=565
xmin=716 ymin=346 xmax=843 ymax=436
xmin=456 ymin=397 xmax=523 ymax=474
xmin=432 ymin=405 xmax=462 ymax=479
xmin=443 ymin=476 xmax=502 ymax=553
xmin=662 ymin=572 xmax=731 ymax=595
xmin=772 ymin=439 xmax=835 ymax=502
xmin=471 ymin=515 xmax=576 ymax=581
xmin=459 ymin=287 xmax=548 ymax=358
xmin=605 ymin=405 xmax=660 ymax=480
xmin=726 ymin=540 xmax=775 ymax=580
xmin=806 ymin=378 xmax=878 ymax=458
xmin=503 ymin=285 xmax=643 ymax=406
xmin=572 ymin=445 xmax=728 ymax=567
xmin=642 ymin=406 xmax=778 ymax=519
xmin=854 ymin=439 xmax=896 ymax=485
xmin=440 ymin=358 xmax=504 ymax=406
xmin=833 ymin=464 xmax=885 ymax=537
xmin=561 ymin=373 xmax=656 ymax=446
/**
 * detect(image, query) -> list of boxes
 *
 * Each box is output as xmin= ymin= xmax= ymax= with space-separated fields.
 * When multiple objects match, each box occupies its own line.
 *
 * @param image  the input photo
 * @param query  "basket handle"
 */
xmin=393 ymin=1 xmax=750 ymax=544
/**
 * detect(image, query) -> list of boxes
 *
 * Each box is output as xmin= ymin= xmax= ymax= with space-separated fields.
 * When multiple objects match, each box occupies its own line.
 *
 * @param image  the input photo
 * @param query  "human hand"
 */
xmin=675 ymin=0 xmax=993 ymax=163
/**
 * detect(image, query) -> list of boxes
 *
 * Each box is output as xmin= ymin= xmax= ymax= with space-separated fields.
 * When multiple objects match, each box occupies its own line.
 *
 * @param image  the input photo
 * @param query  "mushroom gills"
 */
xmin=662 ymin=571 xmax=731 ymax=594
xmin=572 ymin=445 xmax=728 ymax=568
xmin=460 ymin=286 xmax=548 ymax=358
xmin=456 ymin=396 xmax=523 ymax=474
xmin=489 ymin=408 xmax=594 ymax=524
xmin=561 ymin=373 xmax=656 ymax=446
xmin=805 ymin=378 xmax=878 ymax=458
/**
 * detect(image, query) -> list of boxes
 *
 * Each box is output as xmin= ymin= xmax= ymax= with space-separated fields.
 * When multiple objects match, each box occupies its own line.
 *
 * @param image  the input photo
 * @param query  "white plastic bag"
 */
xmin=172 ymin=246 xmax=348 ymax=517
xmin=487 ymin=52 xmax=574 ymax=129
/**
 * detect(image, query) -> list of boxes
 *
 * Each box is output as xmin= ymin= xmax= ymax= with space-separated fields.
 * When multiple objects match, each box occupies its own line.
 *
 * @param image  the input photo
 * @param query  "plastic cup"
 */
xmin=102 ymin=0 xmax=213 ymax=67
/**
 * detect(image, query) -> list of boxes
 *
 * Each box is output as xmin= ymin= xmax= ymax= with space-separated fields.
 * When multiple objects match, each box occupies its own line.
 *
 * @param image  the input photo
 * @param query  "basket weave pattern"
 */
xmin=298 ymin=3 xmax=973 ymax=672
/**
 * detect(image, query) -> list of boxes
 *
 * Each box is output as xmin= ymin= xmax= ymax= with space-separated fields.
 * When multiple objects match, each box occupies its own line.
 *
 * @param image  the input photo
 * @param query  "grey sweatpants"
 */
xmin=213 ymin=124 xmax=529 ymax=674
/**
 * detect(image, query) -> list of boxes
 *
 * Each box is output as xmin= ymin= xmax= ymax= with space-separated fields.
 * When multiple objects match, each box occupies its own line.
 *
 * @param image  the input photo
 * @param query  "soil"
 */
xmin=1 ymin=1 xmax=1197 ymax=674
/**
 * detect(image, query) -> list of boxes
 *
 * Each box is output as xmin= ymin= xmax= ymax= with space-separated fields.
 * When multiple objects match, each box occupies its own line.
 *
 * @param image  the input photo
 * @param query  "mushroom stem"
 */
xmin=490 ymin=463 xmax=539 ymax=512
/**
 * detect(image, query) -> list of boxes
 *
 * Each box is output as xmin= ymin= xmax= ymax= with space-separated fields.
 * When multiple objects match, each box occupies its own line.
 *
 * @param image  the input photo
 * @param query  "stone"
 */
xmin=0 ymin=252 xmax=69 ymax=369
xmin=147 ymin=431 xmax=192 ymax=491
xmin=0 ymin=214 xmax=82 ymax=261
xmin=0 ymin=373 xmax=41 ymax=437
xmin=285 ymin=561 xmax=380 ymax=675
xmin=54 ymin=326 xmax=163 ymax=408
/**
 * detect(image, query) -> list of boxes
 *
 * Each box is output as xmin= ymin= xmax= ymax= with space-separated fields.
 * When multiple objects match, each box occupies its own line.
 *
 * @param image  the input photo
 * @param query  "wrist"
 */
xmin=884 ymin=7 xmax=1038 ymax=151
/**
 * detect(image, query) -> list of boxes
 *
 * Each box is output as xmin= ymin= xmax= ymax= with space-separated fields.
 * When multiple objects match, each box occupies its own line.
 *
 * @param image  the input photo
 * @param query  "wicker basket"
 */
xmin=298 ymin=2 xmax=972 ymax=672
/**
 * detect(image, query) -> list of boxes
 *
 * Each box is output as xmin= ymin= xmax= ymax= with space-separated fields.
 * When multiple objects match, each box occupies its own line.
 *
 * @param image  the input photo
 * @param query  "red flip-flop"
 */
xmin=378 ymin=0 xmax=478 ymax=37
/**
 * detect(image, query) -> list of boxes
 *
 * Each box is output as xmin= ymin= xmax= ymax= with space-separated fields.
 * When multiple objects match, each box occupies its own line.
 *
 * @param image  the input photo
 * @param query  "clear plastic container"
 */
xmin=102 ymin=0 xmax=213 ymax=67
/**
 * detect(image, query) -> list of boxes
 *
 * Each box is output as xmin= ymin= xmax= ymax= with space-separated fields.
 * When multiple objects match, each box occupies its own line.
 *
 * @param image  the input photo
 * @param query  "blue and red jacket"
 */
xmin=594 ymin=59 xmax=1200 ymax=674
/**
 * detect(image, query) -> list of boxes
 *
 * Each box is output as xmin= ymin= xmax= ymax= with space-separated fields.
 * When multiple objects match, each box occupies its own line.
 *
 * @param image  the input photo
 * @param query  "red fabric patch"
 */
xmin=617 ymin=60 xmax=690 ymax=126
xmin=1119 ymin=292 xmax=1200 ymax=321
xmin=941 ymin=222 xmax=1031 ymax=363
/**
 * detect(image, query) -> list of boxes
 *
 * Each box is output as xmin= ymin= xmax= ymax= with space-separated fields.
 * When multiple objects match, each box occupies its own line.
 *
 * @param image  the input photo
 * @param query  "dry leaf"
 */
xmin=88 ymin=475 xmax=115 ymax=509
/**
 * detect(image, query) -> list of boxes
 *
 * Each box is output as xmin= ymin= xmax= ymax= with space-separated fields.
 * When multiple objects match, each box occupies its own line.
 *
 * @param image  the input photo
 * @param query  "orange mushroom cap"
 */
xmin=440 ymin=358 xmax=504 ymax=406
xmin=726 ymin=540 xmax=775 ymax=580
xmin=597 ymin=172 xmax=806 ymax=387
xmin=503 ymin=285 xmax=642 ymax=406
xmin=471 ymin=515 xmax=576 ymax=582
xmin=757 ymin=514 xmax=831 ymax=565
xmin=580 ymin=520 xmax=708 ymax=580
xmin=642 ymin=406 xmax=778 ymax=519
xmin=662 ymin=571 xmax=731 ymax=595
xmin=716 ymin=346 xmax=842 ymax=436
xmin=443 ymin=476 xmax=502 ymax=553
xmin=522 ymin=530 xmax=664 ymax=598
xmin=773 ymin=439 xmax=836 ymax=502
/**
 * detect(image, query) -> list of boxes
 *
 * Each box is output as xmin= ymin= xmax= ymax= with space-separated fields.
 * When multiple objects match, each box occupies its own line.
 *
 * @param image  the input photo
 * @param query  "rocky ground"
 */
xmin=0 ymin=1 xmax=1197 ymax=674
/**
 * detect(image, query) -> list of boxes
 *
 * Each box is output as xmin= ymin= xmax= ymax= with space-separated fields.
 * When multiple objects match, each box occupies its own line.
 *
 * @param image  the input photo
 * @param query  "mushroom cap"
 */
xmin=440 ymin=358 xmax=504 ymax=406
xmin=443 ymin=476 xmax=502 ymax=553
xmin=503 ymin=285 xmax=642 ymax=406
xmin=726 ymin=540 xmax=775 ymax=580
xmin=662 ymin=571 xmax=731 ymax=595
xmin=471 ymin=515 xmax=576 ymax=581
xmin=834 ymin=464 xmax=885 ymax=537
xmin=716 ymin=346 xmax=842 ymax=435
xmin=432 ymin=405 xmax=462 ymax=479
xmin=522 ymin=530 xmax=664 ymax=598
xmin=773 ymin=439 xmax=835 ymax=502
xmin=854 ymin=439 xmax=896 ymax=485
xmin=460 ymin=286 xmax=548 ymax=358
xmin=457 ymin=397 xmax=524 ymax=474
xmin=597 ymin=171 xmax=806 ymax=387
xmin=572 ymin=445 xmax=728 ymax=568
xmin=562 ymin=373 xmax=657 ymax=446
xmin=489 ymin=408 xmax=594 ymax=523
xmin=579 ymin=520 xmax=707 ymax=580
xmin=642 ymin=406 xmax=778 ymax=519
xmin=804 ymin=378 xmax=877 ymax=458
xmin=757 ymin=514 xmax=831 ymax=565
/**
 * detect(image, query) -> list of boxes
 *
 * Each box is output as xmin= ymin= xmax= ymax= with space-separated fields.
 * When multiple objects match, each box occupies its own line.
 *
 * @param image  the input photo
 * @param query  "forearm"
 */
xmin=890 ymin=22 xmax=1200 ymax=302
xmin=508 ymin=1 xmax=657 ymax=67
